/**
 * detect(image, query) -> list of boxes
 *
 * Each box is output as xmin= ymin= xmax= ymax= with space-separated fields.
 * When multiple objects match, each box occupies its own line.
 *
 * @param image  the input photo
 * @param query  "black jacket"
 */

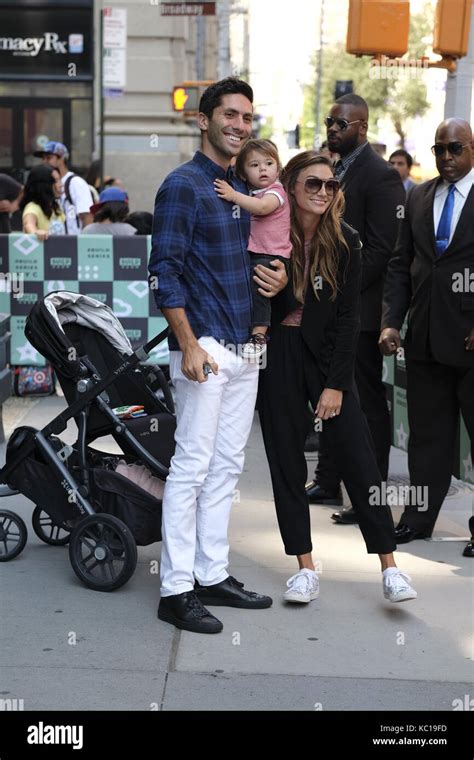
xmin=271 ymin=222 xmax=362 ymax=391
xmin=340 ymin=144 xmax=405 ymax=332
xmin=382 ymin=176 xmax=474 ymax=368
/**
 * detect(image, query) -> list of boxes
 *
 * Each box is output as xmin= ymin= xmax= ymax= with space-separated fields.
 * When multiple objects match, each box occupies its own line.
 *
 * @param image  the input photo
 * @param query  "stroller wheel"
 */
xmin=0 ymin=510 xmax=28 ymax=561
xmin=68 ymin=513 xmax=137 ymax=592
xmin=32 ymin=506 xmax=71 ymax=546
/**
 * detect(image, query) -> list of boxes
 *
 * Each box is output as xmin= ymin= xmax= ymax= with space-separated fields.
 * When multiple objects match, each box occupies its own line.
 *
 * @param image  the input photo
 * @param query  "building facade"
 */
xmin=0 ymin=0 xmax=218 ymax=211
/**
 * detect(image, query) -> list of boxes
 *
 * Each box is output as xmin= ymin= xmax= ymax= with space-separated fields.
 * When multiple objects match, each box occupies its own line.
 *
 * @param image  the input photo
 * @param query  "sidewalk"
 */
xmin=0 ymin=396 xmax=472 ymax=711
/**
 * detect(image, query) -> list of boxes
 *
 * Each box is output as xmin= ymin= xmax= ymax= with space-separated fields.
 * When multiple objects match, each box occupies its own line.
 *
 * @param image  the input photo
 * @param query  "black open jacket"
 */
xmin=270 ymin=221 xmax=362 ymax=391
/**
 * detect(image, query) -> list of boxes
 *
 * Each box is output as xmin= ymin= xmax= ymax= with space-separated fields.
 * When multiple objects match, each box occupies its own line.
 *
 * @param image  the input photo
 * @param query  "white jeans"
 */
xmin=160 ymin=337 xmax=259 ymax=597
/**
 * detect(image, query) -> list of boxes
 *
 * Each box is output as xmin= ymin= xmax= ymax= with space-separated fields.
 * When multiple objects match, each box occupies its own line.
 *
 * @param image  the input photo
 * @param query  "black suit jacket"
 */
xmin=340 ymin=144 xmax=405 ymax=332
xmin=271 ymin=222 xmax=362 ymax=391
xmin=382 ymin=175 xmax=474 ymax=367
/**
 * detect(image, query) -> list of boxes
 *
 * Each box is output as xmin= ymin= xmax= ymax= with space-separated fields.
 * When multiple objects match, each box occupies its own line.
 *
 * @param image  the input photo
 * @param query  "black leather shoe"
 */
xmin=462 ymin=540 xmax=474 ymax=558
xmin=194 ymin=576 xmax=272 ymax=609
xmin=158 ymin=591 xmax=223 ymax=633
xmin=331 ymin=506 xmax=359 ymax=524
xmin=305 ymin=481 xmax=343 ymax=505
xmin=394 ymin=524 xmax=430 ymax=544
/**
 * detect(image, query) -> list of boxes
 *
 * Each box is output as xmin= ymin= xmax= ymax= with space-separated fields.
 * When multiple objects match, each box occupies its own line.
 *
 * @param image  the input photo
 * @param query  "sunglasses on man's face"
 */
xmin=324 ymin=116 xmax=363 ymax=131
xmin=296 ymin=177 xmax=340 ymax=195
xmin=431 ymin=141 xmax=471 ymax=157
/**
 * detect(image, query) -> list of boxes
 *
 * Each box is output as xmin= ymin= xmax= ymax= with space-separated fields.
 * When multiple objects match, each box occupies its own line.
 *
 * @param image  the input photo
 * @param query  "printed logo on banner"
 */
xmin=146 ymin=316 xmax=169 ymax=364
xmin=10 ymin=317 xmax=44 ymax=366
xmin=113 ymin=237 xmax=148 ymax=280
xmin=44 ymin=236 xmax=78 ymax=280
xmin=113 ymin=281 xmax=149 ymax=318
xmin=11 ymin=282 xmax=43 ymax=316
xmin=77 ymin=236 xmax=113 ymax=281
xmin=78 ymin=281 xmax=113 ymax=307
xmin=393 ymin=386 xmax=409 ymax=451
xmin=44 ymin=281 xmax=79 ymax=295
xmin=8 ymin=234 xmax=44 ymax=281
xmin=120 ymin=318 xmax=148 ymax=351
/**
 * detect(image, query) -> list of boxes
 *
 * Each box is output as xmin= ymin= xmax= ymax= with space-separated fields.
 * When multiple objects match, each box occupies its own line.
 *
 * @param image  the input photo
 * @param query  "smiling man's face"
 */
xmin=199 ymin=94 xmax=253 ymax=169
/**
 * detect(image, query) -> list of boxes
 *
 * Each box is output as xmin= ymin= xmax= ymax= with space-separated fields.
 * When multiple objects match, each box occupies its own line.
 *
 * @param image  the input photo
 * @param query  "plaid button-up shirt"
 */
xmin=149 ymin=151 xmax=252 ymax=351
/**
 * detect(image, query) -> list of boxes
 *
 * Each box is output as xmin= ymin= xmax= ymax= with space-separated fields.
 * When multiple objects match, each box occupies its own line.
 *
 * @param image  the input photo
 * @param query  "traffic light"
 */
xmin=346 ymin=0 xmax=410 ymax=57
xmin=172 ymin=81 xmax=215 ymax=113
xmin=335 ymin=80 xmax=353 ymax=100
xmin=433 ymin=0 xmax=472 ymax=58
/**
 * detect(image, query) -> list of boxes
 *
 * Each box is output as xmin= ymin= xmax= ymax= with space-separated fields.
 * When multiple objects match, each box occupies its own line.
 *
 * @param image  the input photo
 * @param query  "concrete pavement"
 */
xmin=0 ymin=396 xmax=472 ymax=711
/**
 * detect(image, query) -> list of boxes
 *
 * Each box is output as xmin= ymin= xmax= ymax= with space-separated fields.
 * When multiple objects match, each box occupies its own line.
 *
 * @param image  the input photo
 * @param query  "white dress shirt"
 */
xmin=433 ymin=167 xmax=474 ymax=246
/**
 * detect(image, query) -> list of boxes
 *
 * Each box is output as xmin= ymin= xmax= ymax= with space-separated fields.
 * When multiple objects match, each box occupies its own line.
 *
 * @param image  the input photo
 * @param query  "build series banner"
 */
xmin=0 ymin=233 xmax=169 ymax=367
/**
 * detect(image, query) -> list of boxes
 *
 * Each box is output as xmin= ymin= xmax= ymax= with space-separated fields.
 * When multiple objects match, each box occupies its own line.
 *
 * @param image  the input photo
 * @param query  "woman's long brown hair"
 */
xmin=280 ymin=151 xmax=348 ymax=302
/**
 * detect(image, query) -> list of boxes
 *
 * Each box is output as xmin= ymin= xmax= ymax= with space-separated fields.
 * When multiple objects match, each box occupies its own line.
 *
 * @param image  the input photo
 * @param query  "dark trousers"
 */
xmin=250 ymin=253 xmax=289 ymax=328
xmin=401 ymin=355 xmax=474 ymax=534
xmin=315 ymin=330 xmax=391 ymax=488
xmin=257 ymin=326 xmax=396 ymax=555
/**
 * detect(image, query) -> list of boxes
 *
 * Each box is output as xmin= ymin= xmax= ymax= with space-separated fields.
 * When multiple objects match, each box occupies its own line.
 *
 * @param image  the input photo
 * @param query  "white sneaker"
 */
xmin=283 ymin=569 xmax=319 ymax=603
xmin=240 ymin=334 xmax=267 ymax=360
xmin=383 ymin=568 xmax=417 ymax=603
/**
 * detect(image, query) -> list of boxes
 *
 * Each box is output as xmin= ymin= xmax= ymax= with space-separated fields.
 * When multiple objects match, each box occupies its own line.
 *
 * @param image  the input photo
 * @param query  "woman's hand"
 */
xmin=34 ymin=229 xmax=48 ymax=241
xmin=315 ymin=388 xmax=342 ymax=421
xmin=465 ymin=328 xmax=474 ymax=351
xmin=214 ymin=179 xmax=236 ymax=203
xmin=254 ymin=259 xmax=288 ymax=298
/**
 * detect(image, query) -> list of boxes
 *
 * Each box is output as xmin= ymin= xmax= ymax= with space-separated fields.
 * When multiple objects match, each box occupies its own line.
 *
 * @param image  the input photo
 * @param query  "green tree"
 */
xmin=301 ymin=5 xmax=432 ymax=150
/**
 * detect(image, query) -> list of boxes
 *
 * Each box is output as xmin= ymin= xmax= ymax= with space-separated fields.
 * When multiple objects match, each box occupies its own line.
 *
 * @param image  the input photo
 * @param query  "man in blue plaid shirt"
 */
xmin=149 ymin=78 xmax=287 ymax=634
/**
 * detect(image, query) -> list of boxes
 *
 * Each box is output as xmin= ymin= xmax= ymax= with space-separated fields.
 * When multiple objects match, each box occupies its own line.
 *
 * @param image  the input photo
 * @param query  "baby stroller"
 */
xmin=0 ymin=291 xmax=175 ymax=591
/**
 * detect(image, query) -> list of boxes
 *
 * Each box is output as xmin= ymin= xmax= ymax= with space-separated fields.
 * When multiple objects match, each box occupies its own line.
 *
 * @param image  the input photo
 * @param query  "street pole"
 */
xmin=314 ymin=0 xmax=325 ymax=147
xmin=444 ymin=1 xmax=474 ymax=120
xmin=217 ymin=0 xmax=232 ymax=79
xmin=195 ymin=15 xmax=205 ymax=80
xmin=99 ymin=8 xmax=105 ymax=190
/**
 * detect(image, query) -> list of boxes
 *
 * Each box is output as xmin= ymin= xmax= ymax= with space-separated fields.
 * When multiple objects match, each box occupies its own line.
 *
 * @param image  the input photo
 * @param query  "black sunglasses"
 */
xmin=296 ymin=177 xmax=340 ymax=195
xmin=431 ymin=141 xmax=470 ymax=157
xmin=324 ymin=116 xmax=363 ymax=131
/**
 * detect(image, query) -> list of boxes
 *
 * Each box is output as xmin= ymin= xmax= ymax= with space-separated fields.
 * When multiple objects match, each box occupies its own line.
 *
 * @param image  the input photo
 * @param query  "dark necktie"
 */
xmin=435 ymin=183 xmax=456 ymax=256
xmin=333 ymin=159 xmax=344 ymax=178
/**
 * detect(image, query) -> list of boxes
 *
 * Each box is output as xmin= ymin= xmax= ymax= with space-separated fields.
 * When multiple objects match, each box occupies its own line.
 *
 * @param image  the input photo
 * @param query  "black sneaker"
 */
xmin=194 ymin=576 xmax=273 ymax=609
xmin=158 ymin=591 xmax=223 ymax=633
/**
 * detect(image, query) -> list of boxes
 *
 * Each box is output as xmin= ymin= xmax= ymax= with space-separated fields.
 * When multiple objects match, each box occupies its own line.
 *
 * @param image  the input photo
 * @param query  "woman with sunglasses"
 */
xmin=257 ymin=151 xmax=417 ymax=605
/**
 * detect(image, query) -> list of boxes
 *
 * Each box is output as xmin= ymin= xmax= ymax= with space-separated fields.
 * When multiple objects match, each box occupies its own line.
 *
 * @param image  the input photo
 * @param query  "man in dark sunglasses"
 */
xmin=306 ymin=94 xmax=405 ymax=525
xmin=380 ymin=118 xmax=474 ymax=552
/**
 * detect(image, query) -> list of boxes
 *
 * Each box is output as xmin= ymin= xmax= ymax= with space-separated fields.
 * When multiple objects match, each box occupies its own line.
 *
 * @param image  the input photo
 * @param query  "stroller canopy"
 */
xmin=25 ymin=291 xmax=133 ymax=379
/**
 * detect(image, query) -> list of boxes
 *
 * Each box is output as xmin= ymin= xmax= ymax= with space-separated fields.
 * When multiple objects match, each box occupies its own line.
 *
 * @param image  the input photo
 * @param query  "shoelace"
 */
xmin=227 ymin=576 xmax=245 ymax=588
xmin=286 ymin=571 xmax=316 ymax=594
xmin=187 ymin=592 xmax=211 ymax=619
xmin=384 ymin=570 xmax=412 ymax=591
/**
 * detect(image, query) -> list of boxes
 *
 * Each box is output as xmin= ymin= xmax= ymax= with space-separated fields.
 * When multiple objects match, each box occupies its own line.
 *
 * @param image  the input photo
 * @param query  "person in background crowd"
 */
xmin=21 ymin=165 xmax=65 ymax=240
xmin=34 ymin=141 xmax=92 ymax=234
xmin=0 ymin=174 xmax=23 ymax=233
xmin=126 ymin=211 xmax=153 ymax=235
xmin=389 ymin=149 xmax=417 ymax=193
xmin=258 ymin=151 xmax=417 ymax=605
xmin=81 ymin=187 xmax=136 ymax=236
xmin=85 ymin=159 xmax=125 ymax=197
xmin=306 ymin=94 xmax=405 ymax=526
xmin=380 ymin=118 xmax=474 ymax=551
xmin=318 ymin=140 xmax=339 ymax=164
